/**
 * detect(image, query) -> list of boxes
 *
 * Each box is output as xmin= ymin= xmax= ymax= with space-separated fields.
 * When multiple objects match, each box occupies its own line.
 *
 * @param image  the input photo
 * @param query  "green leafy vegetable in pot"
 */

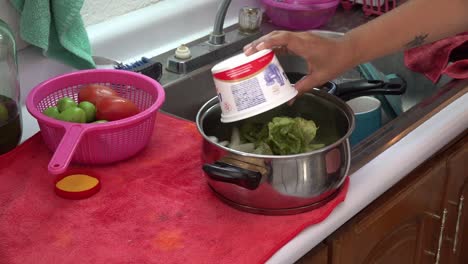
xmin=237 ymin=116 xmax=325 ymax=155
xmin=268 ymin=117 xmax=318 ymax=154
xmin=252 ymin=141 xmax=273 ymax=155
xmin=239 ymin=121 xmax=268 ymax=143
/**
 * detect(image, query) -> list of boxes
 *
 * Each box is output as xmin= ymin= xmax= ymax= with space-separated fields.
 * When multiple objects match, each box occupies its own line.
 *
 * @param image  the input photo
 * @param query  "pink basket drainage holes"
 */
xmin=26 ymin=69 xmax=165 ymax=175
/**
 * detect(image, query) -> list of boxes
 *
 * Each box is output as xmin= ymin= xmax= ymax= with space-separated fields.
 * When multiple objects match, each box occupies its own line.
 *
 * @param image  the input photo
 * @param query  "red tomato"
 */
xmin=78 ymin=84 xmax=119 ymax=105
xmin=95 ymin=96 xmax=140 ymax=121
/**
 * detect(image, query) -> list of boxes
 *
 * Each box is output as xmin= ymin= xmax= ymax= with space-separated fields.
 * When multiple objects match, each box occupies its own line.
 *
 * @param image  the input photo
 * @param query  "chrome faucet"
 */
xmin=165 ymin=1 xmax=262 ymax=74
xmin=209 ymin=0 xmax=232 ymax=45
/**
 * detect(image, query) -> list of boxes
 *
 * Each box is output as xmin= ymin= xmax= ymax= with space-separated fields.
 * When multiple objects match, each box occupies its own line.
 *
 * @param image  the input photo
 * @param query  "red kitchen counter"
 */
xmin=0 ymin=112 xmax=348 ymax=264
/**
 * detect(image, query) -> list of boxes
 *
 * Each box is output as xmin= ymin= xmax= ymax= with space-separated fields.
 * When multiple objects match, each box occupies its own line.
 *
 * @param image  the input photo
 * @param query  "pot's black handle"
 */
xmin=334 ymin=79 xmax=386 ymax=96
xmin=336 ymin=75 xmax=407 ymax=101
xmin=202 ymin=162 xmax=262 ymax=190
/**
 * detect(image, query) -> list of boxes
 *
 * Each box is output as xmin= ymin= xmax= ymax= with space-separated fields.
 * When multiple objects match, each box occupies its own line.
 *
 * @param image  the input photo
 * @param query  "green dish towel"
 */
xmin=10 ymin=0 xmax=96 ymax=69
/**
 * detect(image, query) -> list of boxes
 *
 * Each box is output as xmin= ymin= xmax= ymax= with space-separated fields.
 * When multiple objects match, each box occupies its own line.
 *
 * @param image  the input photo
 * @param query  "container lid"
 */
xmin=55 ymin=173 xmax=101 ymax=200
xmin=212 ymin=49 xmax=273 ymax=74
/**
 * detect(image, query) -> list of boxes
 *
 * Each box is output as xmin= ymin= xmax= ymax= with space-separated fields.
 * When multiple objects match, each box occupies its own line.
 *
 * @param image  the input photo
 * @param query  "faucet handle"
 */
xmin=239 ymin=7 xmax=262 ymax=34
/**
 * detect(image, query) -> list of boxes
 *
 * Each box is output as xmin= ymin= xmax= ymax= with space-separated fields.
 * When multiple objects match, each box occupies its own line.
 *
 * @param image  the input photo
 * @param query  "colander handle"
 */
xmin=48 ymin=125 xmax=86 ymax=175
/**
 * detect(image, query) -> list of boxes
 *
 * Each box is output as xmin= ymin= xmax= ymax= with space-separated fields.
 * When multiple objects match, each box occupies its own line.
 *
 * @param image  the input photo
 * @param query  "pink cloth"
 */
xmin=0 ymin=113 xmax=348 ymax=264
xmin=404 ymin=32 xmax=468 ymax=83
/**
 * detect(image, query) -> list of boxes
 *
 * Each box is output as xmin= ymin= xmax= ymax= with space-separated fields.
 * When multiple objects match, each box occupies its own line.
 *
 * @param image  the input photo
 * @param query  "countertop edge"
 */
xmin=267 ymin=93 xmax=468 ymax=264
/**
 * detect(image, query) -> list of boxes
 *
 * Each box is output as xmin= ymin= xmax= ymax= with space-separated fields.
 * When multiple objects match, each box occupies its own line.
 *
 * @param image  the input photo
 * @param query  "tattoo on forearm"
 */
xmin=404 ymin=34 xmax=429 ymax=49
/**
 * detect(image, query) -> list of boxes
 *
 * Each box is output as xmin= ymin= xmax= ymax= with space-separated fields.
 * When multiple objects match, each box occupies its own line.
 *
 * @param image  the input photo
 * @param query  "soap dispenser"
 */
xmin=0 ymin=19 xmax=22 ymax=155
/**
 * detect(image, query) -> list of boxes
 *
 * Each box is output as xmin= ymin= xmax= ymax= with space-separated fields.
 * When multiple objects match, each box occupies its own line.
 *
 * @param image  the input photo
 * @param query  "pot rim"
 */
xmin=196 ymin=89 xmax=355 ymax=159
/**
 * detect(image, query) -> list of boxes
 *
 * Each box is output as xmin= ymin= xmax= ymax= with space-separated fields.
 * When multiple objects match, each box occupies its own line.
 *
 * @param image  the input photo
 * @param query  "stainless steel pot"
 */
xmin=196 ymin=89 xmax=355 ymax=215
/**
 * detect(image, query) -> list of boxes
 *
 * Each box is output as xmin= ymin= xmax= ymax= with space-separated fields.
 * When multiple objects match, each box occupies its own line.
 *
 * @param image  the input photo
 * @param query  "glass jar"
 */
xmin=0 ymin=19 xmax=22 ymax=155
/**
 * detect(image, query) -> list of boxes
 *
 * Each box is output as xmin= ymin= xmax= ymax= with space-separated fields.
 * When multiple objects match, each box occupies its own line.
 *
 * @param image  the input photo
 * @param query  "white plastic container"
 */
xmin=211 ymin=49 xmax=297 ymax=123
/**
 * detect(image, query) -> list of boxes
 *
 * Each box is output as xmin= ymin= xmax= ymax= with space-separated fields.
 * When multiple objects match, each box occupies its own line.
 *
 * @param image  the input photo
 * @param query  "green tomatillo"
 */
xmin=78 ymin=101 xmax=96 ymax=123
xmin=57 ymin=106 xmax=86 ymax=123
xmin=42 ymin=106 xmax=60 ymax=119
xmin=57 ymin=97 xmax=77 ymax=112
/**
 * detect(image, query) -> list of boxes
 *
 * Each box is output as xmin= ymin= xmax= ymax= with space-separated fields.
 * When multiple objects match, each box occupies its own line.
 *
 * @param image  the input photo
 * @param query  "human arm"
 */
xmin=345 ymin=0 xmax=468 ymax=65
xmin=243 ymin=0 xmax=468 ymax=94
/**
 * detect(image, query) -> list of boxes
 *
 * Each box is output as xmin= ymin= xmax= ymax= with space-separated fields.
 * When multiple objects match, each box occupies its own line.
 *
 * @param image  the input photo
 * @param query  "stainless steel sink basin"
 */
xmin=150 ymin=11 xmax=466 ymax=173
xmin=160 ymin=66 xmax=218 ymax=122
xmin=159 ymin=50 xmax=441 ymax=120
xmin=157 ymin=29 xmax=447 ymax=123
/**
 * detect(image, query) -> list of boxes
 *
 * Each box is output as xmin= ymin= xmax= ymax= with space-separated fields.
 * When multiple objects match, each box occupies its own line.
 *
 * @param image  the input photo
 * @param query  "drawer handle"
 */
xmin=424 ymin=208 xmax=447 ymax=264
xmin=452 ymin=195 xmax=464 ymax=253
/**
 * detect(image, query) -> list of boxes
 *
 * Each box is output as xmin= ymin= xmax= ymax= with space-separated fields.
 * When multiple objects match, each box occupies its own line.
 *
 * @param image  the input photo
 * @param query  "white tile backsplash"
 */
xmin=0 ymin=0 xmax=164 ymax=50
xmin=81 ymin=0 xmax=162 ymax=26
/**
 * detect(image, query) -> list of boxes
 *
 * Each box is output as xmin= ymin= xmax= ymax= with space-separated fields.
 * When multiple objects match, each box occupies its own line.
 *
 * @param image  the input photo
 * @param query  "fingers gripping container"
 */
xmin=212 ymin=49 xmax=297 ymax=123
xmin=26 ymin=69 xmax=165 ymax=175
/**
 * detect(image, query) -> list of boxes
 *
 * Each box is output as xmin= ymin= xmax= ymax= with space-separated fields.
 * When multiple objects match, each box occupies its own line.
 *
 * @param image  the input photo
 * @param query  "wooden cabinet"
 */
xmin=327 ymin=151 xmax=447 ymax=264
xmin=296 ymin=132 xmax=467 ymax=264
xmin=441 ymin=135 xmax=468 ymax=263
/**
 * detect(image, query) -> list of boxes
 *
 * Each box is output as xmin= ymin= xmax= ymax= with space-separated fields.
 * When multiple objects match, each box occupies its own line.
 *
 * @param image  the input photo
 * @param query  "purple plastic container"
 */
xmin=281 ymin=0 xmax=338 ymax=3
xmin=262 ymin=0 xmax=340 ymax=30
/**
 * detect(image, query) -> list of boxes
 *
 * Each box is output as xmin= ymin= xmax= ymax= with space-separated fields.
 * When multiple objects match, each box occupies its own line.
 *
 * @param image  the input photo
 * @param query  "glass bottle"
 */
xmin=0 ymin=19 xmax=22 ymax=155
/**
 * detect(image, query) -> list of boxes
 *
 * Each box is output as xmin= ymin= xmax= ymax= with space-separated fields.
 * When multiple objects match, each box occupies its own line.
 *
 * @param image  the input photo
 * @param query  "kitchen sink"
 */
xmin=158 ymin=52 xmax=409 ymax=122
xmin=156 ymin=28 xmax=448 ymax=123
xmin=150 ymin=14 xmax=466 ymax=173
xmin=159 ymin=64 xmax=219 ymax=122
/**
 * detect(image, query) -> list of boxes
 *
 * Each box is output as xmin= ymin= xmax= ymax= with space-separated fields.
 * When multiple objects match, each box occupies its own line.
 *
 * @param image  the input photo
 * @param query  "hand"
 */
xmin=243 ymin=31 xmax=356 ymax=96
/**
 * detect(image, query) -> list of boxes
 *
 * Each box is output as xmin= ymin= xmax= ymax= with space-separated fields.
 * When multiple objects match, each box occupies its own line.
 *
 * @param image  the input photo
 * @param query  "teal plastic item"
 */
xmin=357 ymin=63 xmax=403 ymax=119
xmin=346 ymin=96 xmax=382 ymax=146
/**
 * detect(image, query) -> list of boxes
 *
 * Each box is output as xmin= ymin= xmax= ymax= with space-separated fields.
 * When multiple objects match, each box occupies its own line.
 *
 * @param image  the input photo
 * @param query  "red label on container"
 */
xmin=213 ymin=52 xmax=274 ymax=81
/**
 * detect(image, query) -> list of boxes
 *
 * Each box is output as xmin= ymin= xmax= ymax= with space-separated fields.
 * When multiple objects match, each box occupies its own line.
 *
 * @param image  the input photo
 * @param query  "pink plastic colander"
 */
xmin=26 ymin=69 xmax=165 ymax=175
